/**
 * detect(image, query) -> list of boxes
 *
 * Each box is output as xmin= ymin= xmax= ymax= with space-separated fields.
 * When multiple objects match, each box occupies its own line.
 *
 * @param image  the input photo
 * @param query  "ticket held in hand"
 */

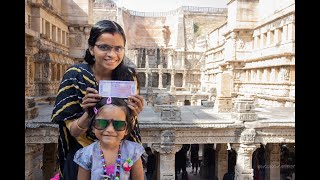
xmin=98 ymin=80 xmax=136 ymax=98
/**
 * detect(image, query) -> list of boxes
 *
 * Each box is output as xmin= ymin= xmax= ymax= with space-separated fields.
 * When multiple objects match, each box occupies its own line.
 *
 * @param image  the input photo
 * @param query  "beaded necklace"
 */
xmin=100 ymin=142 xmax=121 ymax=180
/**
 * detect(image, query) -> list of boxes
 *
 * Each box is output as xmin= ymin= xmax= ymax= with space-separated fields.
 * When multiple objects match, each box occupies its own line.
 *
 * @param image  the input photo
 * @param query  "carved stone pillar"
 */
xmin=215 ymin=144 xmax=228 ymax=180
xmin=232 ymin=129 xmax=260 ymax=180
xmin=265 ymin=143 xmax=281 ymax=180
xmin=152 ymin=130 xmax=180 ymax=180
xmin=234 ymin=143 xmax=260 ymax=180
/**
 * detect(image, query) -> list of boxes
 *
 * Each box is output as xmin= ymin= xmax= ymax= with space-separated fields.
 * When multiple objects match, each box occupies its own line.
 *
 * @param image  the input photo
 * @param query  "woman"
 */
xmin=51 ymin=20 xmax=145 ymax=180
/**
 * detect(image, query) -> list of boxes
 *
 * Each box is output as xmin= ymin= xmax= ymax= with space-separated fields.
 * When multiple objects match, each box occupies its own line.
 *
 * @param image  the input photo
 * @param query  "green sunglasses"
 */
xmin=94 ymin=119 xmax=127 ymax=131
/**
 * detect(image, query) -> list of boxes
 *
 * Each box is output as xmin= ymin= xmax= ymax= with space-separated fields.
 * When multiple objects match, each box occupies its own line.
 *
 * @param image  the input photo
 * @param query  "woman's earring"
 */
xmin=92 ymin=57 xmax=96 ymax=62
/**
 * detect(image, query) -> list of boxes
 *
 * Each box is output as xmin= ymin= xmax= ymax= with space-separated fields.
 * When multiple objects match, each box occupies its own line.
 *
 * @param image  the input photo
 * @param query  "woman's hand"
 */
xmin=81 ymin=87 xmax=101 ymax=113
xmin=127 ymin=94 xmax=145 ymax=116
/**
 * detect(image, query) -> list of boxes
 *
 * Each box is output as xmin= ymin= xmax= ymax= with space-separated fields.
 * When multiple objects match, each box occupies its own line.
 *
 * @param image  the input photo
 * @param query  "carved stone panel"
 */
xmin=240 ymin=129 xmax=256 ymax=145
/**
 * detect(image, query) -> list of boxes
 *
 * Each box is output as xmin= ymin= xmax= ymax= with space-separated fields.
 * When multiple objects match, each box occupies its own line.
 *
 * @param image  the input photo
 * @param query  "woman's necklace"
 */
xmin=100 ymin=142 xmax=121 ymax=180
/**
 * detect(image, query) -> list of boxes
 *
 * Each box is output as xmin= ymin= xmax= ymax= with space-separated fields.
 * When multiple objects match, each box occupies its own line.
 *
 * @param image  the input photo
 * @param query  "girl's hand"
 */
xmin=81 ymin=87 xmax=101 ymax=113
xmin=127 ymin=94 xmax=145 ymax=116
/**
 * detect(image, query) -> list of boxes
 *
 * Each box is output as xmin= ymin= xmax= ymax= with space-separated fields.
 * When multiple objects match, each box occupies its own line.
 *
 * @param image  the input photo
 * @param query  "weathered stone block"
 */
xmin=25 ymin=107 xmax=39 ymax=120
xmin=25 ymin=97 xmax=36 ymax=109
xmin=160 ymin=105 xmax=181 ymax=121
xmin=202 ymin=101 xmax=214 ymax=107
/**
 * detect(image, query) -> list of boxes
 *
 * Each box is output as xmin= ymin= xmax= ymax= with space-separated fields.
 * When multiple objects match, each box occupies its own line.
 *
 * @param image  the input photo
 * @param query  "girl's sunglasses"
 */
xmin=94 ymin=119 xmax=127 ymax=131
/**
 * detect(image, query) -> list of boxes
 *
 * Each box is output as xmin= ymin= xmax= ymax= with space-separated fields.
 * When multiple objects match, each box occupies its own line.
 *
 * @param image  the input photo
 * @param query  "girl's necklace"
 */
xmin=100 ymin=142 xmax=121 ymax=180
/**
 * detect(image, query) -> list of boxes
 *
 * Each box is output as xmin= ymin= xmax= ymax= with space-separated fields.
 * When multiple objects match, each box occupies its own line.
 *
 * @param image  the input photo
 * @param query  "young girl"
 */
xmin=73 ymin=97 xmax=145 ymax=180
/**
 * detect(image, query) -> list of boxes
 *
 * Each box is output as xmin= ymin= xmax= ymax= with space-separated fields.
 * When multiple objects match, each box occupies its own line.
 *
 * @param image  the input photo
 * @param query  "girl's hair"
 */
xmin=87 ymin=97 xmax=133 ymax=139
xmin=84 ymin=19 xmax=140 ymax=91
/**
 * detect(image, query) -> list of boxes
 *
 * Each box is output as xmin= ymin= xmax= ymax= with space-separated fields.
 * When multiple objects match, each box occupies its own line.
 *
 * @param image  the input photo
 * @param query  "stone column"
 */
xmin=225 ymin=32 xmax=236 ymax=61
xmin=25 ymin=144 xmax=35 ymax=180
xmin=265 ymin=143 xmax=281 ymax=180
xmin=215 ymin=144 xmax=228 ymax=180
xmin=266 ymin=31 xmax=271 ymax=47
xmin=213 ymin=67 xmax=233 ymax=113
xmin=182 ymin=70 xmax=187 ymax=88
xmin=170 ymin=69 xmax=176 ymax=93
xmin=253 ymin=36 xmax=258 ymax=49
xmin=25 ymin=57 xmax=30 ymax=86
xmin=282 ymin=25 xmax=288 ymax=43
xmin=256 ymin=69 xmax=261 ymax=82
xmin=152 ymin=130 xmax=181 ymax=180
xmin=287 ymin=23 xmax=294 ymax=42
xmin=232 ymin=129 xmax=260 ymax=180
xmin=260 ymin=33 xmax=264 ymax=49
xmin=43 ymin=143 xmax=57 ymax=180
xmin=158 ymin=64 xmax=163 ymax=89
xmin=145 ymin=72 xmax=149 ymax=88
xmin=232 ymin=143 xmax=260 ymax=180
xmin=275 ymin=28 xmax=280 ymax=44
xmin=25 ymin=144 xmax=44 ymax=180
xmin=145 ymin=53 xmax=149 ymax=69
xmin=48 ymin=63 xmax=52 ymax=82
xmin=168 ymin=50 xmax=173 ymax=69
xmin=181 ymin=51 xmax=185 ymax=68
xmin=134 ymin=51 xmax=139 ymax=67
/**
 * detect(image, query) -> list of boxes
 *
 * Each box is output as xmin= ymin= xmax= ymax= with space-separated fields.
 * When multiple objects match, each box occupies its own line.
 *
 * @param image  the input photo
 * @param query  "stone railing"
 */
xmin=126 ymin=6 xmax=227 ymax=17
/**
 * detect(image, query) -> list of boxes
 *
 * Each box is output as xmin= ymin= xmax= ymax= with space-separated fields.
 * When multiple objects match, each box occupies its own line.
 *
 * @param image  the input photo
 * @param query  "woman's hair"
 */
xmin=84 ymin=20 xmax=140 ymax=90
xmin=87 ymin=97 xmax=133 ymax=139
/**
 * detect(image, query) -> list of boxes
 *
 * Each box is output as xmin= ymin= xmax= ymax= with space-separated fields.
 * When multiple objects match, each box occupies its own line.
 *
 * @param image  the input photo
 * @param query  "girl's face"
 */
xmin=94 ymin=105 xmax=128 ymax=146
xmin=89 ymin=32 xmax=125 ymax=72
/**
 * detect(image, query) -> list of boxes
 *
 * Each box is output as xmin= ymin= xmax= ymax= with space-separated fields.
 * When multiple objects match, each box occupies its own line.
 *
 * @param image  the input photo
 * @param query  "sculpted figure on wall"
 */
xmin=162 ymin=25 xmax=171 ymax=47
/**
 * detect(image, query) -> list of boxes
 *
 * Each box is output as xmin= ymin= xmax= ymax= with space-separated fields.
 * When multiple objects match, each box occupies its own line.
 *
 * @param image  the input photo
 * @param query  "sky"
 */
xmin=113 ymin=0 xmax=228 ymax=12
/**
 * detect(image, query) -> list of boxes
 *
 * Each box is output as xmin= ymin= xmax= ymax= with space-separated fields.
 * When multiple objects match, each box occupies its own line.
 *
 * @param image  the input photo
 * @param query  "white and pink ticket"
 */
xmin=98 ymin=80 xmax=136 ymax=98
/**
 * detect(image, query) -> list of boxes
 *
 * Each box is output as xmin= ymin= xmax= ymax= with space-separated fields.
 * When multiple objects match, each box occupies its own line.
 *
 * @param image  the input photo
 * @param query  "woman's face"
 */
xmin=94 ymin=105 xmax=128 ymax=146
xmin=90 ymin=32 xmax=125 ymax=71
